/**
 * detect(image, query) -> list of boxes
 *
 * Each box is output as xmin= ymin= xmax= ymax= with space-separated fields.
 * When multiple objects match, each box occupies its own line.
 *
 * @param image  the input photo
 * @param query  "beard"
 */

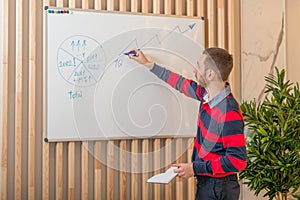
xmin=197 ymin=74 xmax=207 ymax=87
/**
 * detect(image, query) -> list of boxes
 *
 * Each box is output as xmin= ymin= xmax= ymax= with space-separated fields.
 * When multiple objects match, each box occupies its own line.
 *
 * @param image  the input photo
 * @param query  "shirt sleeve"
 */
xmin=150 ymin=63 xmax=202 ymax=101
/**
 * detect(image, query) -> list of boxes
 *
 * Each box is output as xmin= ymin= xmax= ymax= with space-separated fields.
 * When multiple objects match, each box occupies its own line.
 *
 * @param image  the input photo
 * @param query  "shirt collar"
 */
xmin=203 ymin=82 xmax=231 ymax=108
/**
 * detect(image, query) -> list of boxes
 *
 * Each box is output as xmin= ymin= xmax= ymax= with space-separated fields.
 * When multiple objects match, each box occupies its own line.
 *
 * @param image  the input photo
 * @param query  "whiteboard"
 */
xmin=44 ymin=7 xmax=205 ymax=141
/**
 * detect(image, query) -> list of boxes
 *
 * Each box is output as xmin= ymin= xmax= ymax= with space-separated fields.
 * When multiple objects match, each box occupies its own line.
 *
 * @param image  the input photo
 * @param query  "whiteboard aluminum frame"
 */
xmin=43 ymin=6 xmax=205 ymax=142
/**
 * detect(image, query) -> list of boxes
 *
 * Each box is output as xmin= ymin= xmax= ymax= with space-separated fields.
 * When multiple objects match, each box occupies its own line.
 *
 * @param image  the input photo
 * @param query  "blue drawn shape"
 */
xmin=110 ymin=24 xmax=199 ymax=68
xmin=115 ymin=59 xmax=123 ymax=68
xmin=57 ymin=35 xmax=106 ymax=87
xmin=109 ymin=24 xmax=200 ymax=68
xmin=188 ymin=23 xmax=196 ymax=30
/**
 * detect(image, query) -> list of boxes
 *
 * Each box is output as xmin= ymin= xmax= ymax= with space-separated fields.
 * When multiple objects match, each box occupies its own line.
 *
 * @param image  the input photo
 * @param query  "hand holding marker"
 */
xmin=124 ymin=48 xmax=140 ymax=57
xmin=125 ymin=48 xmax=154 ymax=69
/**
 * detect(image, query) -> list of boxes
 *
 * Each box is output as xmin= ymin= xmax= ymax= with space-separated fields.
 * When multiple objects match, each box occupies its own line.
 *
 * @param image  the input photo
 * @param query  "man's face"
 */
xmin=193 ymin=54 xmax=208 ymax=87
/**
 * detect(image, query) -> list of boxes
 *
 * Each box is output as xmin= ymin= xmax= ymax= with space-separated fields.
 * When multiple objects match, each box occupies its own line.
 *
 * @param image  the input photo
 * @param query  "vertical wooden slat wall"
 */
xmin=15 ymin=0 xmax=23 ymax=198
xmin=227 ymin=0 xmax=241 ymax=100
xmin=0 ymin=0 xmax=241 ymax=200
xmin=1 ymin=0 xmax=9 ymax=199
xmin=28 ymin=0 xmax=37 ymax=198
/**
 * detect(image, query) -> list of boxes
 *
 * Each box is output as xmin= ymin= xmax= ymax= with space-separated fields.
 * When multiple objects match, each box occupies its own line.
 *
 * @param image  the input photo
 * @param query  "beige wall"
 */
xmin=241 ymin=0 xmax=300 ymax=103
xmin=286 ymin=0 xmax=300 ymax=83
xmin=241 ymin=0 xmax=286 ymax=102
xmin=240 ymin=0 xmax=299 ymax=199
xmin=241 ymin=0 xmax=283 ymax=199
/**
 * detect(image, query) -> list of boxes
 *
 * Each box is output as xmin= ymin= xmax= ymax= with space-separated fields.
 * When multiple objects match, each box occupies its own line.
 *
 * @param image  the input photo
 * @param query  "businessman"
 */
xmin=128 ymin=47 xmax=247 ymax=200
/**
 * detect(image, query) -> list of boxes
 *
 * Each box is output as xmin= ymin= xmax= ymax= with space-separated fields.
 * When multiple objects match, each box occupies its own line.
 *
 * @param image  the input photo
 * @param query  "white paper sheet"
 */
xmin=147 ymin=167 xmax=178 ymax=184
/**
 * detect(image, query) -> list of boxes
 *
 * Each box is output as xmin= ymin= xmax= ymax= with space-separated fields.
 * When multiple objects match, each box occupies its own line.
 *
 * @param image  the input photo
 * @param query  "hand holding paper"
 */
xmin=147 ymin=167 xmax=178 ymax=184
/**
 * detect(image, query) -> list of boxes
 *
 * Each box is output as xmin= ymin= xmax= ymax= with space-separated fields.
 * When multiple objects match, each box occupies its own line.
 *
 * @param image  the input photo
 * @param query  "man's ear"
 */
xmin=206 ymin=69 xmax=215 ymax=81
xmin=208 ymin=69 xmax=222 ymax=81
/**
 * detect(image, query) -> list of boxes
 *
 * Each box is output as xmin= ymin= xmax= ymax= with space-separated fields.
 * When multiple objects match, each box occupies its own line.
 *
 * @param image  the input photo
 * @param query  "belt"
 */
xmin=196 ymin=174 xmax=238 ymax=182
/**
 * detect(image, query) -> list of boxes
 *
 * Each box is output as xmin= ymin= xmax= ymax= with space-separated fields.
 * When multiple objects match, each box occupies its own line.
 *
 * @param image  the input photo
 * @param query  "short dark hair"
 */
xmin=203 ymin=47 xmax=233 ymax=81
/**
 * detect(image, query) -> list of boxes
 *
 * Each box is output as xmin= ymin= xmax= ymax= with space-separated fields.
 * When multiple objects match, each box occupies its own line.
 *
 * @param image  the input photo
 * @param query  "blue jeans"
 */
xmin=195 ymin=174 xmax=240 ymax=200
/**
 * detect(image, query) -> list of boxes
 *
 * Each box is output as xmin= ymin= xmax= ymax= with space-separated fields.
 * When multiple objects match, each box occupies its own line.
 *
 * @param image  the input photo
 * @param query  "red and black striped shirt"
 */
xmin=151 ymin=63 xmax=247 ymax=178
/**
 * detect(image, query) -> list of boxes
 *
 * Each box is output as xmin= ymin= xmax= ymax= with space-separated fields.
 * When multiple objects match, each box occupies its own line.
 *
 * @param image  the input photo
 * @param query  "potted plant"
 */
xmin=239 ymin=67 xmax=300 ymax=200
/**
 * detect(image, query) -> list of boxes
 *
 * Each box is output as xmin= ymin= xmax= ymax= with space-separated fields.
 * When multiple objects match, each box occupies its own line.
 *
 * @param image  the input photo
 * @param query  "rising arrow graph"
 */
xmin=114 ymin=23 xmax=197 ymax=67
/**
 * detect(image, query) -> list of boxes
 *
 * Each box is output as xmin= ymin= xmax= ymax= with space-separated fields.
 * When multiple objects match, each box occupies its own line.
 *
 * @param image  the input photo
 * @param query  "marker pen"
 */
xmin=123 ymin=49 xmax=140 ymax=57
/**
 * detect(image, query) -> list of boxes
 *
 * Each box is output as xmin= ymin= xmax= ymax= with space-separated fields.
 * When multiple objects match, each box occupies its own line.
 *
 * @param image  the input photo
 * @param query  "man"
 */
xmin=128 ymin=47 xmax=247 ymax=200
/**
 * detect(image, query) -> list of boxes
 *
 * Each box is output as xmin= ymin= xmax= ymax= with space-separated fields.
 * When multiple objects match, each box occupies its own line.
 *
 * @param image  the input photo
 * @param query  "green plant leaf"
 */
xmin=241 ymin=67 xmax=300 ymax=199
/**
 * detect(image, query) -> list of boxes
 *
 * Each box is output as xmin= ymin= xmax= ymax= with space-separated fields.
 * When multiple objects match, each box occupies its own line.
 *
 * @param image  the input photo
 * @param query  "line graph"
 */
xmin=114 ymin=23 xmax=197 ymax=67
xmin=56 ymin=23 xmax=198 ymax=83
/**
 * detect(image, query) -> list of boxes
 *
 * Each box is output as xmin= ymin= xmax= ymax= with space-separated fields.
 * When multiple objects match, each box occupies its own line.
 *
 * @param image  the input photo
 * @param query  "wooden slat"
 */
xmin=153 ymin=0 xmax=160 ymax=14
xmin=187 ymin=138 xmax=195 ymax=200
xmin=56 ymin=0 xmax=64 ymax=7
xmin=45 ymin=0 xmax=50 ymax=5
xmin=94 ymin=0 xmax=103 ymax=10
xmin=153 ymin=139 xmax=161 ymax=200
xmin=82 ymin=0 xmax=89 ymax=9
xmin=107 ymin=0 xmax=114 ymax=11
xmin=94 ymin=142 xmax=102 ymax=200
xmin=68 ymin=142 xmax=75 ymax=200
xmin=55 ymin=143 xmax=63 ymax=200
xmin=164 ymin=139 xmax=172 ymax=200
xmin=1 ymin=0 xmax=9 ymax=199
xmin=119 ymin=141 xmax=127 ymax=199
xmin=42 ymin=2 xmax=50 ymax=199
xmin=81 ymin=142 xmax=89 ymax=200
xmin=141 ymin=140 xmax=149 ymax=200
xmin=28 ymin=0 xmax=37 ymax=198
xmin=198 ymin=0 xmax=208 ymax=49
xmin=42 ymin=143 xmax=50 ymax=200
xmin=197 ymin=0 xmax=206 ymax=17
xmin=131 ymin=140 xmax=138 ymax=200
xmin=227 ymin=0 xmax=241 ymax=99
xmin=107 ymin=141 xmax=114 ymax=199
xmin=131 ymin=0 xmax=138 ymax=12
xmin=69 ymin=0 xmax=76 ymax=8
xmin=119 ymin=0 xmax=126 ymax=11
xmin=175 ymin=0 xmax=182 ymax=15
xmin=187 ymin=0 xmax=194 ymax=16
xmin=142 ymin=0 xmax=149 ymax=13
xmin=15 ymin=0 xmax=24 ymax=198
xmin=207 ymin=0 xmax=217 ymax=47
xmin=82 ymin=0 xmax=90 ymax=31
xmin=164 ymin=0 xmax=172 ymax=15
xmin=217 ymin=0 xmax=226 ymax=48
xmin=175 ymin=139 xmax=183 ymax=200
